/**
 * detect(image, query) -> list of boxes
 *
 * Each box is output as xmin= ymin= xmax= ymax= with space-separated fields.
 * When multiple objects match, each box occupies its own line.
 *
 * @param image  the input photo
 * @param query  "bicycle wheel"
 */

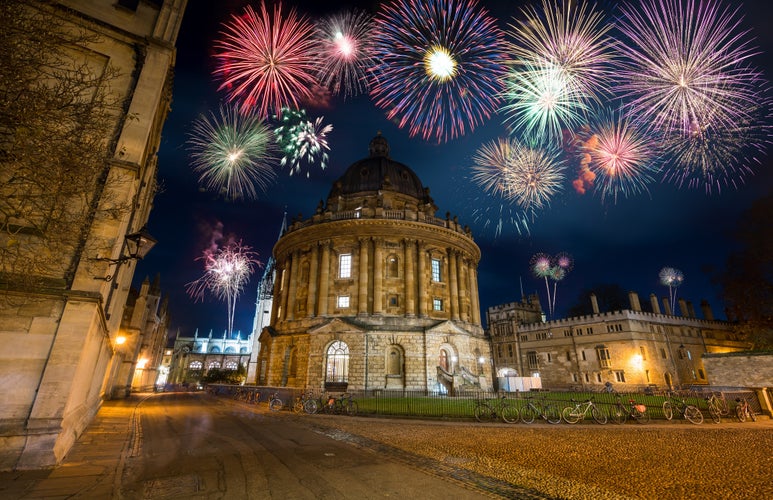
xmin=562 ymin=406 xmax=581 ymax=424
xmin=609 ymin=405 xmax=626 ymax=425
xmin=544 ymin=405 xmax=562 ymax=424
xmin=303 ymin=399 xmax=318 ymax=414
xmin=293 ymin=398 xmax=304 ymax=414
xmin=662 ymin=401 xmax=673 ymax=421
xmin=269 ymin=397 xmax=283 ymax=412
xmin=591 ymin=405 xmax=607 ymax=425
xmin=474 ymin=403 xmax=493 ymax=422
xmin=684 ymin=405 xmax=703 ymax=424
xmin=736 ymin=405 xmax=746 ymax=422
xmin=501 ymin=405 xmax=519 ymax=424
xmin=708 ymin=405 xmax=721 ymax=424
xmin=346 ymin=400 xmax=358 ymax=416
xmin=520 ymin=405 xmax=536 ymax=424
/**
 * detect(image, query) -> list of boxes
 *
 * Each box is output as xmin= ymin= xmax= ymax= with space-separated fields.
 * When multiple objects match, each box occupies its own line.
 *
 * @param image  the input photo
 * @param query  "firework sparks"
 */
xmin=614 ymin=0 xmax=763 ymax=137
xmin=579 ymin=110 xmax=657 ymax=203
xmin=186 ymin=241 xmax=261 ymax=336
xmin=213 ymin=2 xmax=318 ymax=118
xmin=659 ymin=266 xmax=684 ymax=314
xmin=507 ymin=0 xmax=615 ymax=111
xmin=370 ymin=0 xmax=507 ymax=143
xmin=471 ymin=137 xmax=565 ymax=216
xmin=273 ymin=108 xmax=333 ymax=177
xmin=531 ymin=252 xmax=573 ymax=317
xmin=313 ymin=9 xmax=376 ymax=98
xmin=187 ymin=106 xmax=277 ymax=200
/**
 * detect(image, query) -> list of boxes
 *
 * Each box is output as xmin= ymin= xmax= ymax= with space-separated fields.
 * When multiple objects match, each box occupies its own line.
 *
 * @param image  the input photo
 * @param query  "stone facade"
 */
xmin=256 ymin=135 xmax=492 ymax=394
xmin=702 ymin=351 xmax=773 ymax=388
xmin=488 ymin=292 xmax=751 ymax=391
xmin=168 ymin=329 xmax=252 ymax=384
xmin=0 ymin=1 xmax=186 ymax=469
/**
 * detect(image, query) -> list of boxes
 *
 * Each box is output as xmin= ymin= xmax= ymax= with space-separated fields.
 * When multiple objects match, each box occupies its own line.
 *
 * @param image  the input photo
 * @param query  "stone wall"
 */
xmin=703 ymin=351 xmax=773 ymax=388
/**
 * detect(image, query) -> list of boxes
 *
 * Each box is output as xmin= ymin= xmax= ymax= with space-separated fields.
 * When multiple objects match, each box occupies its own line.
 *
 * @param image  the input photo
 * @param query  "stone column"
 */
xmin=404 ymin=238 xmax=415 ymax=317
xmin=358 ymin=237 xmax=369 ymax=316
xmin=307 ymin=243 xmax=319 ymax=317
xmin=318 ymin=241 xmax=330 ymax=316
xmin=417 ymin=242 xmax=426 ymax=317
xmin=373 ymin=238 xmax=383 ymax=315
xmin=448 ymin=249 xmax=460 ymax=320
xmin=286 ymin=250 xmax=299 ymax=320
xmin=470 ymin=264 xmax=481 ymax=326
xmin=279 ymin=257 xmax=291 ymax=322
xmin=457 ymin=254 xmax=468 ymax=322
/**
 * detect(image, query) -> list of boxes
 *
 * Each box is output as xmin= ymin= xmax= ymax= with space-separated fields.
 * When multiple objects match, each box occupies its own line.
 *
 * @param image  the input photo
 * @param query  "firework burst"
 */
xmin=370 ymin=0 xmax=507 ymax=143
xmin=579 ymin=110 xmax=657 ymax=203
xmin=614 ymin=0 xmax=763 ymax=137
xmin=531 ymin=252 xmax=573 ymax=317
xmin=313 ymin=9 xmax=376 ymax=98
xmin=213 ymin=2 xmax=318 ymax=118
xmin=273 ymin=108 xmax=333 ymax=177
xmin=659 ymin=266 xmax=684 ymax=314
xmin=507 ymin=0 xmax=615 ymax=112
xmin=186 ymin=241 xmax=261 ymax=336
xmin=187 ymin=106 xmax=277 ymax=200
xmin=471 ymin=137 xmax=565 ymax=216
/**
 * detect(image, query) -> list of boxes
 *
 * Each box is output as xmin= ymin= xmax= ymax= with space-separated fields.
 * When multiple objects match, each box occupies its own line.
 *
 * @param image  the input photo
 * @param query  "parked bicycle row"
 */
xmin=209 ymin=385 xmax=359 ymax=416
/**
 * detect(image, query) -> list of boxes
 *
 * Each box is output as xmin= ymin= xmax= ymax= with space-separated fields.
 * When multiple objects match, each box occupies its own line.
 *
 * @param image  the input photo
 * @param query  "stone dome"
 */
xmin=328 ymin=133 xmax=428 ymax=201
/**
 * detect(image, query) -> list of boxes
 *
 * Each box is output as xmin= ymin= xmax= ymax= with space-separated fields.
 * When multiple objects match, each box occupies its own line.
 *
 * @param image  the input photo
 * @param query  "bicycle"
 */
xmin=735 ymin=398 xmax=757 ymax=422
xmin=609 ymin=396 xmax=650 ymax=424
xmin=662 ymin=393 xmax=703 ymax=424
xmin=293 ymin=391 xmax=315 ymax=414
xmin=473 ymin=395 xmax=519 ymax=423
xmin=268 ymin=392 xmax=283 ymax=412
xmin=518 ymin=396 xmax=562 ymax=424
xmin=335 ymin=393 xmax=358 ymax=416
xmin=705 ymin=393 xmax=729 ymax=423
xmin=562 ymin=397 xmax=607 ymax=424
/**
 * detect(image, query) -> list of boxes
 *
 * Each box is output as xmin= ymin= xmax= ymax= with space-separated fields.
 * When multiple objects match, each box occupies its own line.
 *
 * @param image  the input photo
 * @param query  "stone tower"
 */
xmin=256 ymin=134 xmax=492 ymax=393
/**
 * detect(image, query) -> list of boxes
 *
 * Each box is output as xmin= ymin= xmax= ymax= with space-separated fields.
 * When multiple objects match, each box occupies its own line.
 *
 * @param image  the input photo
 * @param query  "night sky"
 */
xmin=133 ymin=0 xmax=773 ymax=338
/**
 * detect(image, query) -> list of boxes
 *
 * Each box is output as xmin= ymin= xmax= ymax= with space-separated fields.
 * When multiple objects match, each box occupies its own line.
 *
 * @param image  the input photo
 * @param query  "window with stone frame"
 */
xmin=337 ymin=295 xmax=350 ymax=308
xmin=433 ymin=298 xmax=443 ymax=311
xmin=386 ymin=254 xmax=399 ymax=278
xmin=527 ymin=351 xmax=539 ymax=370
xmin=339 ymin=253 xmax=352 ymax=278
xmin=596 ymin=345 xmax=611 ymax=368
xmin=431 ymin=257 xmax=442 ymax=282
xmin=325 ymin=340 xmax=349 ymax=383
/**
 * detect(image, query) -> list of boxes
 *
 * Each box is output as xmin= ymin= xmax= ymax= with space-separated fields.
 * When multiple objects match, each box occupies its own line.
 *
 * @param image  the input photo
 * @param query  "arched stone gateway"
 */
xmin=256 ymin=134 xmax=492 ymax=393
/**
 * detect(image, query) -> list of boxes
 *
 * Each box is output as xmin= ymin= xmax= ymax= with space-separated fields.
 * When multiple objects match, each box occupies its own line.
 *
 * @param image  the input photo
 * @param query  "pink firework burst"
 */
xmin=213 ymin=2 xmax=318 ymax=118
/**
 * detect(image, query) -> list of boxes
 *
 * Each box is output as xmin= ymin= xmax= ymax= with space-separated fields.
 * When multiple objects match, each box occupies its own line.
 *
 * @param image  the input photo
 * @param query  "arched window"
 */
xmin=224 ymin=346 xmax=236 ymax=353
xmin=208 ymin=361 xmax=221 ymax=370
xmin=189 ymin=360 xmax=203 ymax=370
xmin=386 ymin=254 xmax=399 ymax=278
xmin=239 ymin=347 xmax=248 ymax=354
xmin=224 ymin=361 xmax=238 ymax=370
xmin=325 ymin=340 xmax=349 ymax=383
xmin=209 ymin=345 xmax=220 ymax=353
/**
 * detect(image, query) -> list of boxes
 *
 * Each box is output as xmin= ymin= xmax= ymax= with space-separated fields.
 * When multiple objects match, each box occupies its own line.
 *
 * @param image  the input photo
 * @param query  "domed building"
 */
xmin=256 ymin=134 xmax=492 ymax=393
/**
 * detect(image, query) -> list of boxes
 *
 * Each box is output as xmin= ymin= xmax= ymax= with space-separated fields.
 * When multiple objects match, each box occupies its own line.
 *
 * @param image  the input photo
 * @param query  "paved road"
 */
xmin=1 ymin=392 xmax=547 ymax=499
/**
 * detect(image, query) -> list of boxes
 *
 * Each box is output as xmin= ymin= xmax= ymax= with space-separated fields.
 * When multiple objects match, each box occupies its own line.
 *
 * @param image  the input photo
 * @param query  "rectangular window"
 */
xmin=661 ymin=348 xmax=667 ymax=359
xmin=507 ymin=344 xmax=513 ymax=357
xmin=572 ymin=373 xmax=578 ymax=382
xmin=584 ymin=373 xmax=590 ymax=383
xmin=596 ymin=346 xmax=611 ymax=368
xmin=527 ymin=351 xmax=539 ymax=370
xmin=433 ymin=298 xmax=443 ymax=311
xmin=521 ymin=335 xmax=528 ymax=342
xmin=339 ymin=253 xmax=352 ymax=278
xmin=614 ymin=371 xmax=626 ymax=383
xmin=566 ymin=351 xmax=571 ymax=361
xmin=645 ymin=370 xmax=651 ymax=383
xmin=596 ymin=373 xmax=602 ymax=383
xmin=337 ymin=295 xmax=350 ymax=308
xmin=431 ymin=258 xmax=442 ymax=282
xmin=640 ymin=346 xmax=647 ymax=360
xmin=547 ymin=353 xmax=552 ymax=362
xmin=587 ymin=327 xmax=593 ymax=334
xmin=698 ymin=369 xmax=705 ymax=379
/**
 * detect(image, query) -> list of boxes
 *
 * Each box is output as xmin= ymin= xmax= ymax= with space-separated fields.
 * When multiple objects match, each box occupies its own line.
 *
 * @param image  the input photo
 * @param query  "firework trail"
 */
xmin=186 ymin=240 xmax=261 ymax=336
xmin=273 ymin=107 xmax=333 ymax=177
xmin=313 ymin=9 xmax=376 ymax=98
xmin=659 ymin=266 xmax=684 ymax=314
xmin=370 ymin=0 xmax=507 ymax=143
xmin=578 ymin=110 xmax=657 ymax=203
xmin=531 ymin=252 xmax=573 ymax=317
xmin=213 ymin=2 xmax=318 ymax=118
xmin=187 ymin=105 xmax=277 ymax=201
xmin=506 ymin=0 xmax=615 ymax=117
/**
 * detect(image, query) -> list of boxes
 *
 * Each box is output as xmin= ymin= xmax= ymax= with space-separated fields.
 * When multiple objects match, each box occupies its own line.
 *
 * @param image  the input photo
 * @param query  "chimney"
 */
xmin=590 ymin=293 xmax=600 ymax=314
xmin=650 ymin=293 xmax=661 ymax=314
xmin=700 ymin=300 xmax=714 ymax=320
xmin=678 ymin=298 xmax=689 ymax=317
xmin=687 ymin=301 xmax=696 ymax=318
xmin=628 ymin=291 xmax=641 ymax=312
xmin=662 ymin=297 xmax=672 ymax=316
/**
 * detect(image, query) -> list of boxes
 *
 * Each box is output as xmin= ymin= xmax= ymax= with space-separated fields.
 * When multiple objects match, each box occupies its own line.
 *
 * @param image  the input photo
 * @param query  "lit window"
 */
xmin=189 ymin=360 xmax=203 ymax=370
xmin=225 ymin=361 xmax=238 ymax=370
xmin=614 ymin=371 xmax=626 ymax=382
xmin=596 ymin=345 xmax=611 ymax=368
xmin=325 ymin=340 xmax=349 ymax=383
xmin=337 ymin=295 xmax=350 ymax=308
xmin=339 ymin=253 xmax=352 ymax=278
xmin=433 ymin=298 xmax=443 ymax=311
xmin=431 ymin=258 xmax=441 ymax=282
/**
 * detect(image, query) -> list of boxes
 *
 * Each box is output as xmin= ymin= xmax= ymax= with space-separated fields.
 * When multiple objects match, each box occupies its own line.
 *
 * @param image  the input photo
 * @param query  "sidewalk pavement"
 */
xmin=0 ymin=395 xmax=146 ymax=499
